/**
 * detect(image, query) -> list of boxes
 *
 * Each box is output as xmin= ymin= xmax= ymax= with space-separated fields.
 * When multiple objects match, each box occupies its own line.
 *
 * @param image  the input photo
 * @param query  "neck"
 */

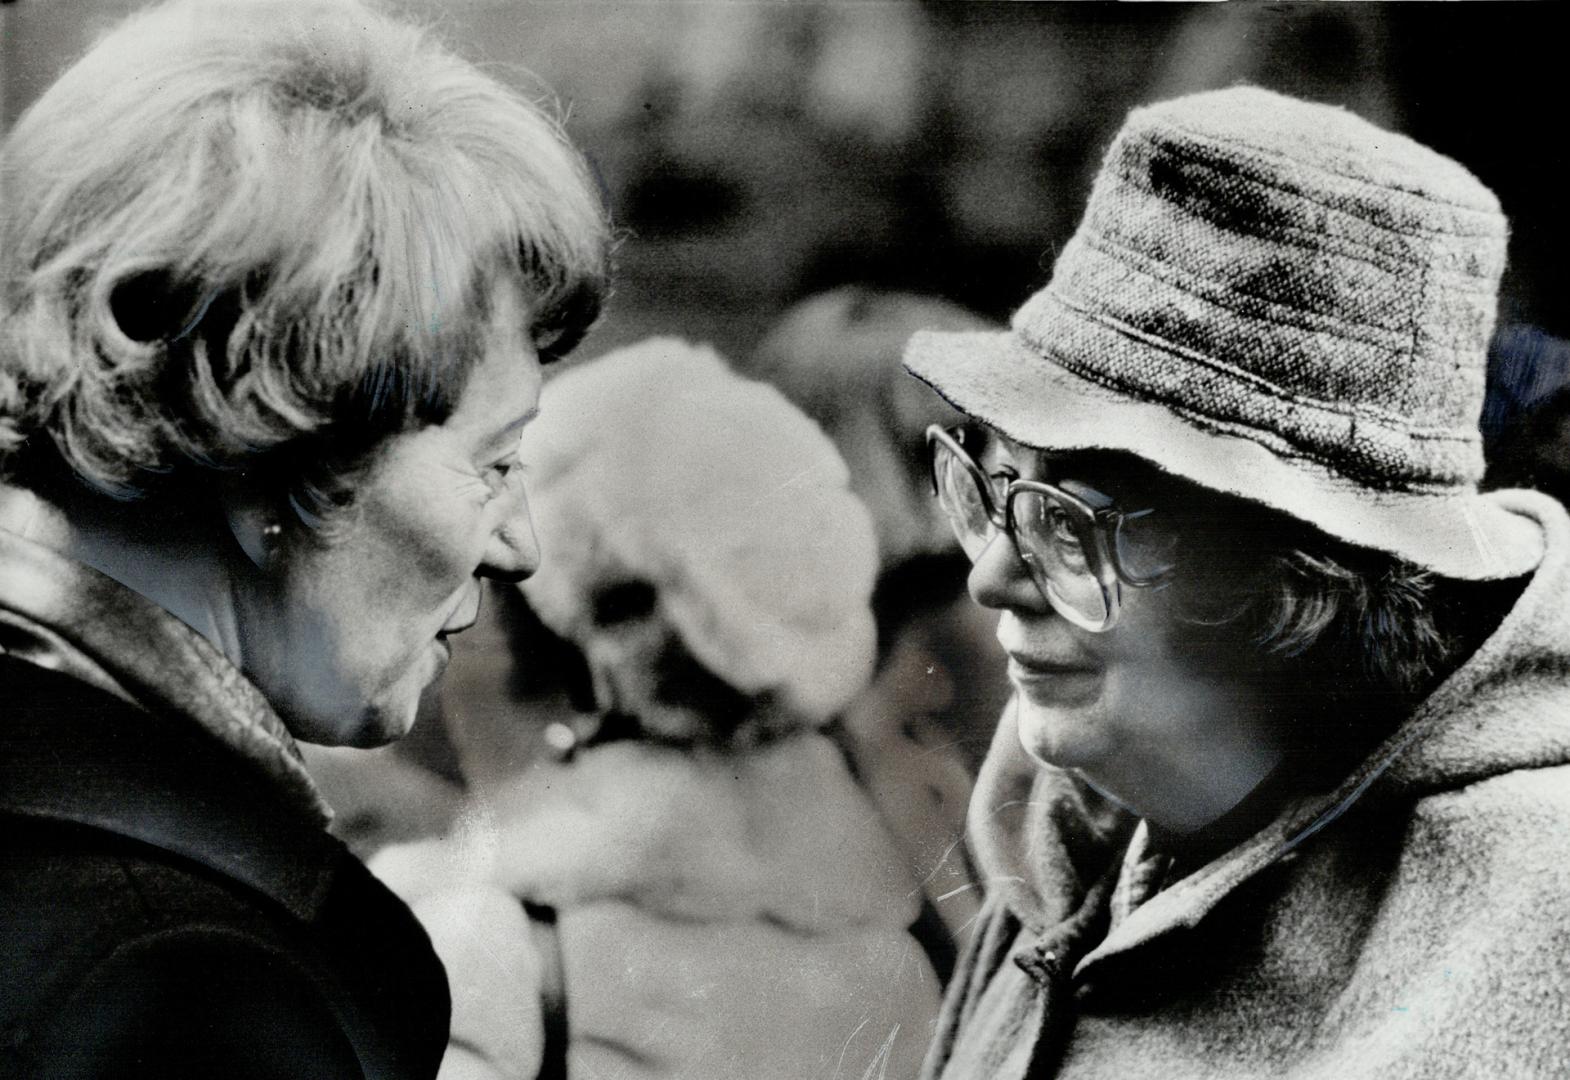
xmin=1078 ymin=727 xmax=1287 ymax=836
xmin=0 ymin=482 xmax=245 ymax=664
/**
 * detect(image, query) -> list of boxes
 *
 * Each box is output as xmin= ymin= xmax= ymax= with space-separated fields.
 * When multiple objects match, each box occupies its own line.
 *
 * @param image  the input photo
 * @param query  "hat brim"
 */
xmin=905 ymin=329 xmax=1545 ymax=581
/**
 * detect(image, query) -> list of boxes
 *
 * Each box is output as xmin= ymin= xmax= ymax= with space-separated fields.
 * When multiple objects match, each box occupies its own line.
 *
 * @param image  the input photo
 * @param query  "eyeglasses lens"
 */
xmin=1113 ymin=510 xmax=1177 ymax=583
xmin=929 ymin=429 xmax=1120 ymax=631
xmin=933 ymin=441 xmax=994 ymax=561
xmin=1010 ymin=489 xmax=1109 ymax=629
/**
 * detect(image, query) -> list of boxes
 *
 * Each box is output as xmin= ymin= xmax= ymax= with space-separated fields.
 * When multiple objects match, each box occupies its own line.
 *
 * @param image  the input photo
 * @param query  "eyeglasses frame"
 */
xmin=924 ymin=424 xmax=1173 ymax=632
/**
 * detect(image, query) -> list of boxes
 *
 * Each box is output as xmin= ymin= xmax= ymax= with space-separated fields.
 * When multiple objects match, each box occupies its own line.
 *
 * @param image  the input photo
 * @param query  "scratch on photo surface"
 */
xmin=738 ymin=461 xmax=835 ymax=514
xmin=172 ymin=288 xmax=220 ymax=341
xmin=832 ymin=1015 xmax=872 ymax=1080
xmin=1459 ymin=498 xmax=1499 ymax=566
xmin=934 ymin=880 xmax=981 ymax=903
xmin=989 ymin=798 xmax=1047 ymax=817
xmin=916 ymin=736 xmax=967 ymax=761
xmin=894 ymin=932 xmax=930 ymax=986
xmin=908 ymin=834 xmax=971 ymax=896
xmin=856 ymin=1023 xmax=901 ymax=1080
xmin=954 ymin=903 xmax=994 ymax=939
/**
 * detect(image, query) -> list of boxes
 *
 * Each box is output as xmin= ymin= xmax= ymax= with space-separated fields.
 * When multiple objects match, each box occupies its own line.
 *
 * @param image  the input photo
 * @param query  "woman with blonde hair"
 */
xmin=0 ymin=1 xmax=606 ymax=1076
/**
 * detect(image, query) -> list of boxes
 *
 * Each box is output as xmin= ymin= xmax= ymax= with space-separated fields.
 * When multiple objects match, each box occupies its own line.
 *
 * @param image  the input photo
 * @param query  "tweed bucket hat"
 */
xmin=905 ymin=86 xmax=1543 ymax=580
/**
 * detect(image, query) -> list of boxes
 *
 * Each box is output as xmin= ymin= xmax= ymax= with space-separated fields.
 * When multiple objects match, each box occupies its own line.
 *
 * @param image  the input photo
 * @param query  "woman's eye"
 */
xmin=484 ymin=455 xmax=525 ymax=493
xmin=1045 ymin=505 xmax=1076 ymax=543
xmin=987 ymin=468 xmax=1017 ymax=501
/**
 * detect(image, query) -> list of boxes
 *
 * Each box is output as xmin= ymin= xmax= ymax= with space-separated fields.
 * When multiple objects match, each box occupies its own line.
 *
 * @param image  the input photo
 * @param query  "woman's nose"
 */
xmin=478 ymin=494 xmax=541 ymax=583
xmin=968 ymin=530 xmax=1049 ymax=613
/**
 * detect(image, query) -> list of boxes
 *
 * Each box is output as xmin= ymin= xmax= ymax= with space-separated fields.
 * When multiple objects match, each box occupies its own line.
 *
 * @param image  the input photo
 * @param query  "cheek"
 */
xmin=280 ymin=513 xmax=476 ymax=667
xmin=359 ymin=497 xmax=488 ymax=601
xmin=1102 ymin=633 xmax=1245 ymax=752
xmin=1091 ymin=595 xmax=1203 ymax=726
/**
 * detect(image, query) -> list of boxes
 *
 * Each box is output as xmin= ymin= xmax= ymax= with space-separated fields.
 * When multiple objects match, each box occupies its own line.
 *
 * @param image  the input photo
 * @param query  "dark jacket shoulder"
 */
xmin=0 ymin=657 xmax=449 ymax=1079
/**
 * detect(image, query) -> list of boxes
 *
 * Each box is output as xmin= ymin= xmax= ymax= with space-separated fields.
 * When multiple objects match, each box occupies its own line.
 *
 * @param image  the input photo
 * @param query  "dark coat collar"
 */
xmin=1 ymin=655 xmax=453 ymax=1077
xmin=0 ymin=654 xmax=340 ymax=922
xmin=0 ymin=514 xmax=329 ymax=823
xmin=0 ymin=509 xmax=340 ymax=917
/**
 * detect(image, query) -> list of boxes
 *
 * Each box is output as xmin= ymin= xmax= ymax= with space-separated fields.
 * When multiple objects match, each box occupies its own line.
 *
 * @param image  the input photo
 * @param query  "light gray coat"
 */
xmin=923 ymin=491 xmax=1570 ymax=1080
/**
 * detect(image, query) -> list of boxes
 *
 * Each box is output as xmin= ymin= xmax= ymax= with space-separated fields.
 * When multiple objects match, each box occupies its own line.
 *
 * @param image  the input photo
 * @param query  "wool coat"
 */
xmin=921 ymin=490 xmax=1570 ymax=1080
xmin=375 ymin=731 xmax=942 ymax=1080
xmin=0 ymin=521 xmax=449 ymax=1079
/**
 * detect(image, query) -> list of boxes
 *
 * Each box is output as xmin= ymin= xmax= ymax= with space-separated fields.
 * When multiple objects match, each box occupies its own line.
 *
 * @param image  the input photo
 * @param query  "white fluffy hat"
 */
xmin=518 ymin=338 xmax=879 ymax=722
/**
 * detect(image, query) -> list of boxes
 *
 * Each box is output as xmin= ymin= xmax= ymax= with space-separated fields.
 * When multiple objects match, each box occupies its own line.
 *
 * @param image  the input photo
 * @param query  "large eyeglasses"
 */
xmin=925 ymin=425 xmax=1175 ymax=632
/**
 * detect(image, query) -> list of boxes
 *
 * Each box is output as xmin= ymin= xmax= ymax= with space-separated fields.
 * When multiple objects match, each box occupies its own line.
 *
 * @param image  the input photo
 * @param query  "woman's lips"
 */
xmin=1007 ymin=653 xmax=1102 ymax=705
xmin=439 ymin=588 xmax=483 ymax=636
xmin=1007 ymin=651 xmax=1098 ymax=675
xmin=433 ymin=592 xmax=481 ymax=668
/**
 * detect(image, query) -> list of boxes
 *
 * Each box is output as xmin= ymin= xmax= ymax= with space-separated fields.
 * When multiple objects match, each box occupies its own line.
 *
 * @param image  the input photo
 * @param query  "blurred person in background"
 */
xmin=906 ymin=87 xmax=1570 ymax=1079
xmin=373 ymin=339 xmax=939 ymax=1080
xmin=747 ymin=287 xmax=1012 ymax=974
xmin=1483 ymin=325 xmax=1570 ymax=512
xmin=0 ymin=1 xmax=606 ymax=1076
xmin=1489 ymin=383 xmax=1570 ymax=511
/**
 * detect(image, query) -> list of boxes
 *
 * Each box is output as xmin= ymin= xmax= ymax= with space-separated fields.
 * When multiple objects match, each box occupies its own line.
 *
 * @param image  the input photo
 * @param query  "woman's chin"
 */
xmin=335 ymin=648 xmax=447 ymax=747
xmin=350 ymin=686 xmax=428 ymax=748
xmin=282 ymin=686 xmax=422 ymax=749
xmin=347 ymin=709 xmax=417 ymax=748
xmin=1014 ymin=699 xmax=1107 ymax=771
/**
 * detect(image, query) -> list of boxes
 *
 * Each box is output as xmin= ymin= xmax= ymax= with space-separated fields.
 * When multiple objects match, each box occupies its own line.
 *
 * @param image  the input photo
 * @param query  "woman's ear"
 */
xmin=219 ymin=478 xmax=282 ymax=571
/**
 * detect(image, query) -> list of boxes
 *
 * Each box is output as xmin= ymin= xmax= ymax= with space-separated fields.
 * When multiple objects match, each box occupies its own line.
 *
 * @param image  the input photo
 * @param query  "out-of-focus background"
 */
xmin=6 ymin=3 xmax=1568 ymax=352
xmin=10 ymin=1 xmax=1569 ymax=487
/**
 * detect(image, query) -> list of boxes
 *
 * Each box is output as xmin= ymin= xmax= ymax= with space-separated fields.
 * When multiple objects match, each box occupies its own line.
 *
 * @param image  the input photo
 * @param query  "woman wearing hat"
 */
xmin=907 ymin=87 xmax=1570 ymax=1079
xmin=0 ymin=1 xmax=605 ymax=1075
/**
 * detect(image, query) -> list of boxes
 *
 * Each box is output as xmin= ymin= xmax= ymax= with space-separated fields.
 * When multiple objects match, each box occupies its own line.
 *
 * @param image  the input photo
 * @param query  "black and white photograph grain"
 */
xmin=2 ymin=2 xmax=1568 ymax=1078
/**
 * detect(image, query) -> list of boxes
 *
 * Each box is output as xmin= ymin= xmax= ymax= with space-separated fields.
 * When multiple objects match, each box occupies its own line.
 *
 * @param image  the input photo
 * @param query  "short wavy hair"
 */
xmin=1062 ymin=447 xmax=1509 ymax=780
xmin=0 ymin=0 xmax=609 ymax=517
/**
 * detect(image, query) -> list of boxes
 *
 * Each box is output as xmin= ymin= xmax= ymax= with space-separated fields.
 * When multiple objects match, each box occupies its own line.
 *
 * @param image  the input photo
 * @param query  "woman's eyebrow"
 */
xmin=484 ymin=409 xmax=538 ymax=451
xmin=993 ymin=436 xmax=1068 ymax=473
